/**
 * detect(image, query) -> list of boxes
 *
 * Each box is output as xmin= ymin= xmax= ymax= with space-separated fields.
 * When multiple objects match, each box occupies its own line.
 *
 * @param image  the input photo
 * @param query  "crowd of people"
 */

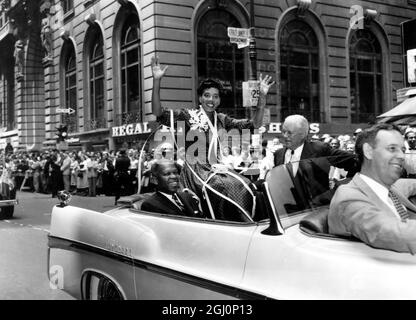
xmin=0 ymin=149 xmax=152 ymax=202
xmin=0 ymin=127 xmax=362 ymax=198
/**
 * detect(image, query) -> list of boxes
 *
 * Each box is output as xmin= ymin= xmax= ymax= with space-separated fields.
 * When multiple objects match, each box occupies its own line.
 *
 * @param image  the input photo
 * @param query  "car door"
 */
xmin=126 ymin=212 xmax=259 ymax=299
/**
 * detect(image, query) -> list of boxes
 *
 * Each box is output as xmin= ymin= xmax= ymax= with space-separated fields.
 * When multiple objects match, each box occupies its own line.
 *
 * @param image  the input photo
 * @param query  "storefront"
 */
xmin=68 ymin=129 xmax=111 ymax=152
xmin=0 ymin=129 xmax=19 ymax=151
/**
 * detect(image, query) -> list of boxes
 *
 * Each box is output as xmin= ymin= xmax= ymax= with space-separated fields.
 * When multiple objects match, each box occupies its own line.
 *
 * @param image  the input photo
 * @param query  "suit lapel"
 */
xmin=275 ymin=147 xmax=286 ymax=166
xmin=176 ymin=192 xmax=194 ymax=216
xmin=300 ymin=141 xmax=313 ymax=160
xmin=391 ymin=185 xmax=416 ymax=215
xmin=353 ymin=174 xmax=405 ymax=217
xmin=155 ymin=192 xmax=183 ymax=215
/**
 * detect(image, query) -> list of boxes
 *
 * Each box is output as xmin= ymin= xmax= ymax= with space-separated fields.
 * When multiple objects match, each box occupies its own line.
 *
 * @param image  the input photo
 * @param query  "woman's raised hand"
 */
xmin=151 ymin=56 xmax=168 ymax=80
xmin=258 ymin=73 xmax=275 ymax=96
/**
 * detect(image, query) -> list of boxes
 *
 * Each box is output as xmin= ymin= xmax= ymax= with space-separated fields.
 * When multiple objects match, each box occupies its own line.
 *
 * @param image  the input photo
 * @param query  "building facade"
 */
xmin=0 ymin=0 xmax=415 ymax=151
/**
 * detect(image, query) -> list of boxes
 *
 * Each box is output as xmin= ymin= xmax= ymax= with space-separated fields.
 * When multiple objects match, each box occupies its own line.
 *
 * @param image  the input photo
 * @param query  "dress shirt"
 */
xmin=159 ymin=191 xmax=184 ymax=211
xmin=284 ymin=144 xmax=304 ymax=176
xmin=359 ymin=173 xmax=402 ymax=220
xmin=129 ymin=158 xmax=139 ymax=170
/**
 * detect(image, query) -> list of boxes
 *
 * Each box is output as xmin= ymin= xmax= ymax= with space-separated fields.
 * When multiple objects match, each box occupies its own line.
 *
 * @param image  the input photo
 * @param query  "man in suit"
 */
xmin=114 ymin=149 xmax=131 ymax=205
xmin=141 ymin=159 xmax=205 ymax=218
xmin=274 ymin=115 xmax=357 ymax=207
xmin=328 ymin=123 xmax=416 ymax=254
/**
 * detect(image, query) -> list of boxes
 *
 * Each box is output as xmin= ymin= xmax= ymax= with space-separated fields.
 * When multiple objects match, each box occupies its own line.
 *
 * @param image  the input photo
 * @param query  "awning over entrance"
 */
xmin=377 ymin=96 xmax=416 ymax=125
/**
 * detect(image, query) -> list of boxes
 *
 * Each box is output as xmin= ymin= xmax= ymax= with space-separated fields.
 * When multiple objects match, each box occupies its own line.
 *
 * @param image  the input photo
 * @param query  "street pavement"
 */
xmin=0 ymin=191 xmax=117 ymax=300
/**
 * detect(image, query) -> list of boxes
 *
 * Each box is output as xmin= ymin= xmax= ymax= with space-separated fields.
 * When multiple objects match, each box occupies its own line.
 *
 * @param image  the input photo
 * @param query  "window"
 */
xmin=89 ymin=29 xmax=105 ymax=130
xmin=63 ymin=46 xmax=77 ymax=132
xmin=349 ymin=29 xmax=382 ymax=124
xmin=120 ymin=14 xmax=141 ymax=124
xmin=280 ymin=19 xmax=320 ymax=122
xmin=197 ymin=9 xmax=245 ymax=118
xmin=0 ymin=75 xmax=4 ymax=127
xmin=62 ymin=0 xmax=73 ymax=14
xmin=0 ymin=61 xmax=14 ymax=130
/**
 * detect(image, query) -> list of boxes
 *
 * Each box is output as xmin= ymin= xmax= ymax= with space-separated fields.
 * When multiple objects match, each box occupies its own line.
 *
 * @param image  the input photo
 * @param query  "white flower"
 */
xmin=188 ymin=108 xmax=210 ymax=132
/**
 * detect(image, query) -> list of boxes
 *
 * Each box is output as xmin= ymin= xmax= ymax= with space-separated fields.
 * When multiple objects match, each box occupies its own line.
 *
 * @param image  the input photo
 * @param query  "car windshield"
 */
xmin=266 ymin=156 xmax=348 ymax=226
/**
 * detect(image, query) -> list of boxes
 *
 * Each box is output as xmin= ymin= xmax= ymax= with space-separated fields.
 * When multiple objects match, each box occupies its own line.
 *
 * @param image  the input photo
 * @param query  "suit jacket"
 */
xmin=328 ymin=174 xmax=416 ymax=254
xmin=274 ymin=141 xmax=357 ymax=203
xmin=115 ymin=156 xmax=131 ymax=173
xmin=60 ymin=157 xmax=71 ymax=176
xmin=141 ymin=191 xmax=205 ymax=218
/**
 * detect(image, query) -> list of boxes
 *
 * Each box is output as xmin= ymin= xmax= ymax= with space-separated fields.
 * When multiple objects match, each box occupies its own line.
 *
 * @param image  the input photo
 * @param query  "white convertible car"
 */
xmin=48 ymin=159 xmax=416 ymax=300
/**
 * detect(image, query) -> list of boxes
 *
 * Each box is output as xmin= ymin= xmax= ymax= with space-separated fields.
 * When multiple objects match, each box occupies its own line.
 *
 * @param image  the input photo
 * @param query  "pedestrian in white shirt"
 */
xmin=404 ymin=130 xmax=416 ymax=178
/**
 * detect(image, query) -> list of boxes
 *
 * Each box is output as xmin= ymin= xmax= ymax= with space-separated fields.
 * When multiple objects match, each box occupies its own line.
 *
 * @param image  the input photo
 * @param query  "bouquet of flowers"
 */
xmin=188 ymin=108 xmax=210 ymax=132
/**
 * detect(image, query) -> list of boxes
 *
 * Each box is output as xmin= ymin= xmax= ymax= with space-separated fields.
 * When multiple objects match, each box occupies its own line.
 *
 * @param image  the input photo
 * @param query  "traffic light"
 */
xmin=56 ymin=125 xmax=68 ymax=143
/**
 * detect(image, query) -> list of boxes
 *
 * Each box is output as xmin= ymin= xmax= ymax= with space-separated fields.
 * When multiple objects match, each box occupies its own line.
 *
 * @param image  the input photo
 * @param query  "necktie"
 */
xmin=172 ymin=193 xmax=185 ymax=212
xmin=388 ymin=190 xmax=410 ymax=221
xmin=287 ymin=150 xmax=296 ymax=176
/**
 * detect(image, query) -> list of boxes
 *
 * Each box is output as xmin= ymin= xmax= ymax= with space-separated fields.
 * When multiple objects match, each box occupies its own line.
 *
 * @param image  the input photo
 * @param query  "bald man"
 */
xmin=273 ymin=115 xmax=358 ymax=206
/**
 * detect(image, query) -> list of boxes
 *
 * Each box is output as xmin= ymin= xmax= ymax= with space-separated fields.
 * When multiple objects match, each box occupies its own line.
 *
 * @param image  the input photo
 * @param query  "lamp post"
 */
xmin=248 ymin=0 xmax=257 ymax=80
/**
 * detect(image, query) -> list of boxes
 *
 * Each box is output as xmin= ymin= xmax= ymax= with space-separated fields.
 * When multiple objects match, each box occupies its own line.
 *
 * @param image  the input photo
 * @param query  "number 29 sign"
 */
xmin=242 ymin=80 xmax=260 ymax=108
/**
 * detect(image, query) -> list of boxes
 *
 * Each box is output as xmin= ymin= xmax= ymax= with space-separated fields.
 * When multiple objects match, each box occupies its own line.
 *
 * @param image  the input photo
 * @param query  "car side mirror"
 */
xmin=259 ymin=182 xmax=284 ymax=236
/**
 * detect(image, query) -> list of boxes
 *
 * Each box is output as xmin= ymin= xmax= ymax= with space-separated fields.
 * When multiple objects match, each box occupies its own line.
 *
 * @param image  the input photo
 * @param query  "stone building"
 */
xmin=0 ymin=0 xmax=415 ymax=151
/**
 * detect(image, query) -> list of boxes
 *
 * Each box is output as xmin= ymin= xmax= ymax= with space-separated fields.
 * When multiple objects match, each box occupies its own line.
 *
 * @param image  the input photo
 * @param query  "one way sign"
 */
xmin=57 ymin=107 xmax=75 ymax=114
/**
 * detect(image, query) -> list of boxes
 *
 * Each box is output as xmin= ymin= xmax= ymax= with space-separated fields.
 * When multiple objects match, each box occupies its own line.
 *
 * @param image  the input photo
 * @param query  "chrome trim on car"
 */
xmin=48 ymin=235 xmax=270 ymax=300
xmin=132 ymin=208 xmax=259 ymax=226
xmin=0 ymin=199 xmax=18 ymax=207
xmin=299 ymin=226 xmax=359 ymax=242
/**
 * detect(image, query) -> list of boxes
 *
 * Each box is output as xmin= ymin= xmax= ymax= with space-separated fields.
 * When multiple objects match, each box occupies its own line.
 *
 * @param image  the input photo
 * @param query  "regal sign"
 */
xmin=112 ymin=122 xmax=152 ymax=137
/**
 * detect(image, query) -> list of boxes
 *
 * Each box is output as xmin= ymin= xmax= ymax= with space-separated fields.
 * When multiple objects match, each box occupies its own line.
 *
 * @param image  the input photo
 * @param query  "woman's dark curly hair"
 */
xmin=197 ymin=79 xmax=224 ymax=97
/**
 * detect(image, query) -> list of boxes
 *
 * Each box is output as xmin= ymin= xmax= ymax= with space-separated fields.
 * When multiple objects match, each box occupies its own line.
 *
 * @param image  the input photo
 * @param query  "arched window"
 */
xmin=120 ymin=14 xmax=141 ymax=124
xmin=349 ymin=29 xmax=382 ymax=123
xmin=280 ymin=19 xmax=320 ymax=122
xmin=0 ymin=73 xmax=5 ymax=128
xmin=63 ymin=45 xmax=77 ymax=132
xmin=89 ymin=28 xmax=105 ymax=129
xmin=62 ymin=0 xmax=74 ymax=14
xmin=197 ymin=9 xmax=245 ymax=118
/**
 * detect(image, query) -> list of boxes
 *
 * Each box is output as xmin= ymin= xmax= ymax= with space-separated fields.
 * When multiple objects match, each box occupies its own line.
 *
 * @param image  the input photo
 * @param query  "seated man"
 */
xmin=141 ymin=159 xmax=205 ymax=218
xmin=328 ymin=123 xmax=416 ymax=254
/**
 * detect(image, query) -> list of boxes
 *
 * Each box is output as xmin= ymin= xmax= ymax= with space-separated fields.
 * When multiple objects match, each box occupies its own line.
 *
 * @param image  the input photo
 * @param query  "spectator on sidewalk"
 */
xmin=31 ymin=155 xmax=42 ymax=193
xmin=87 ymin=153 xmax=99 ymax=197
xmin=76 ymin=154 xmax=89 ymax=196
xmin=114 ymin=149 xmax=131 ymax=205
xmin=102 ymin=152 xmax=115 ymax=196
xmin=60 ymin=152 xmax=72 ymax=192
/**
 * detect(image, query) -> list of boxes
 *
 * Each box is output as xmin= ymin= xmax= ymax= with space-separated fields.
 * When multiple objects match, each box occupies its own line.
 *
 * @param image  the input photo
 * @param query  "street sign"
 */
xmin=227 ymin=27 xmax=250 ymax=49
xmin=56 ymin=107 xmax=75 ymax=114
xmin=242 ymin=80 xmax=260 ymax=107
